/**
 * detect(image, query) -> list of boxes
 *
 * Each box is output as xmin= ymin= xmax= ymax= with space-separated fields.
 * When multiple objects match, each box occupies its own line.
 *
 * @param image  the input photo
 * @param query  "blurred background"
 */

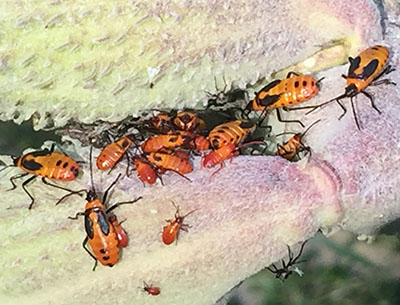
xmin=225 ymin=229 xmax=400 ymax=305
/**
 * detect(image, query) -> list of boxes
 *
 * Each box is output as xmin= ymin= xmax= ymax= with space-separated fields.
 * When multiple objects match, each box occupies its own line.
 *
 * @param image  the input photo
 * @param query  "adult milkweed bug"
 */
xmin=297 ymin=46 xmax=395 ymax=130
xmin=162 ymin=201 xmax=197 ymax=245
xmin=64 ymin=146 xmax=142 ymax=270
xmin=3 ymin=144 xmax=80 ymax=209
xmin=275 ymin=119 xmax=321 ymax=161
xmin=208 ymin=120 xmax=255 ymax=150
xmin=108 ymin=214 xmax=129 ymax=248
xmin=142 ymin=281 xmax=161 ymax=296
xmin=246 ymin=72 xmax=324 ymax=127
xmin=267 ymin=241 xmax=308 ymax=281
xmin=96 ymin=136 xmax=134 ymax=171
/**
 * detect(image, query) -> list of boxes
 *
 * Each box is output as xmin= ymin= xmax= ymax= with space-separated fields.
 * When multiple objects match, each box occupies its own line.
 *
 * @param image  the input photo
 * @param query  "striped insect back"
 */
xmin=208 ymin=120 xmax=255 ymax=149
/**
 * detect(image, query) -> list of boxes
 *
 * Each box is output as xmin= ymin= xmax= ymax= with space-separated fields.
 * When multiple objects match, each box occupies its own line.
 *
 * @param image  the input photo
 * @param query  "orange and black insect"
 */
xmin=109 ymin=214 xmax=129 ymax=248
xmin=65 ymin=147 xmax=142 ymax=270
xmin=146 ymin=151 xmax=193 ymax=179
xmin=141 ymin=134 xmax=191 ymax=153
xmin=173 ymin=110 xmax=206 ymax=132
xmin=4 ymin=144 xmax=80 ymax=209
xmin=246 ymin=72 xmax=324 ymax=127
xmin=299 ymin=46 xmax=395 ymax=130
xmin=267 ymin=241 xmax=308 ymax=281
xmin=162 ymin=201 xmax=197 ymax=245
xmin=275 ymin=119 xmax=320 ymax=161
xmin=147 ymin=112 xmax=173 ymax=134
xmin=132 ymin=156 xmax=162 ymax=185
xmin=192 ymin=135 xmax=210 ymax=151
xmin=143 ymin=282 xmax=161 ymax=296
xmin=96 ymin=136 xmax=134 ymax=170
xmin=208 ymin=120 xmax=255 ymax=150
xmin=201 ymin=143 xmax=237 ymax=173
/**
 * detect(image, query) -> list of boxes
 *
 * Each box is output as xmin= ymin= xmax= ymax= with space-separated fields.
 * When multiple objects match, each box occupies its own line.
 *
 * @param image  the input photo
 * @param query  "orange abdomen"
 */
xmin=141 ymin=135 xmax=186 ymax=153
xmin=147 ymin=152 xmax=192 ymax=174
xmin=134 ymin=159 xmax=157 ymax=184
xmin=208 ymin=120 xmax=255 ymax=149
xmin=97 ymin=137 xmax=132 ymax=170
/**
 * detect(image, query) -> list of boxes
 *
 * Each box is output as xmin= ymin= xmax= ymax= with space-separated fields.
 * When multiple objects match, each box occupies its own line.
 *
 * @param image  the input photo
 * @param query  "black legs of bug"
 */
xmin=267 ymin=240 xmax=308 ymax=281
xmin=105 ymin=196 xmax=143 ymax=214
xmin=277 ymin=108 xmax=305 ymax=128
xmin=7 ymin=173 xmax=37 ymax=209
xmin=82 ymin=236 xmax=98 ymax=271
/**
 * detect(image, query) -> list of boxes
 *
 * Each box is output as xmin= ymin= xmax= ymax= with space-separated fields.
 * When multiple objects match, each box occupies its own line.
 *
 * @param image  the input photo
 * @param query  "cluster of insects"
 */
xmin=0 ymin=45 xmax=396 ymax=292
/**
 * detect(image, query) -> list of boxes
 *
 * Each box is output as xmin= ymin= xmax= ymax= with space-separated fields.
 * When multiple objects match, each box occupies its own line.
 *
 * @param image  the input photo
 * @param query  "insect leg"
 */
xmin=286 ymin=71 xmax=300 ymax=78
xmin=102 ymin=173 xmax=122 ymax=205
xmin=82 ymin=236 xmax=98 ymax=271
xmin=7 ymin=173 xmax=29 ymax=190
xmin=360 ymin=90 xmax=382 ymax=114
xmin=21 ymin=176 xmax=37 ymax=209
xmin=291 ymin=240 xmax=308 ymax=265
xmin=336 ymin=99 xmax=348 ymax=120
xmin=370 ymin=79 xmax=396 ymax=86
xmin=350 ymin=97 xmax=362 ymax=130
xmin=106 ymin=196 xmax=143 ymax=214
xmin=276 ymin=108 xmax=305 ymax=128
xmin=68 ymin=211 xmax=85 ymax=220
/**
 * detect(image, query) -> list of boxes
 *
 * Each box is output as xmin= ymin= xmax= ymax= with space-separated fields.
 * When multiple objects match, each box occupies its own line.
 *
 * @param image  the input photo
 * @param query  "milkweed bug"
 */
xmin=267 ymin=241 xmax=308 ymax=281
xmin=275 ymin=119 xmax=321 ymax=161
xmin=108 ymin=214 xmax=129 ymax=248
xmin=65 ymin=146 xmax=142 ymax=270
xmin=146 ymin=151 xmax=193 ymax=180
xmin=4 ymin=144 xmax=80 ymax=209
xmin=96 ymin=136 xmax=134 ymax=171
xmin=208 ymin=120 xmax=255 ymax=150
xmin=162 ymin=201 xmax=197 ymax=245
xmin=173 ymin=110 xmax=204 ymax=132
xmin=296 ymin=46 xmax=395 ymax=130
xmin=143 ymin=281 xmax=161 ymax=296
xmin=141 ymin=134 xmax=191 ymax=153
xmin=246 ymin=72 xmax=324 ymax=127
xmin=132 ymin=155 xmax=163 ymax=185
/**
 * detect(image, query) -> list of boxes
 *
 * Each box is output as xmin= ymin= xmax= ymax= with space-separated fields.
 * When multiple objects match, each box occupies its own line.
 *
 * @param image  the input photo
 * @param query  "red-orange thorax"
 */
xmin=96 ymin=136 xmax=132 ymax=170
xmin=15 ymin=151 xmax=79 ymax=181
